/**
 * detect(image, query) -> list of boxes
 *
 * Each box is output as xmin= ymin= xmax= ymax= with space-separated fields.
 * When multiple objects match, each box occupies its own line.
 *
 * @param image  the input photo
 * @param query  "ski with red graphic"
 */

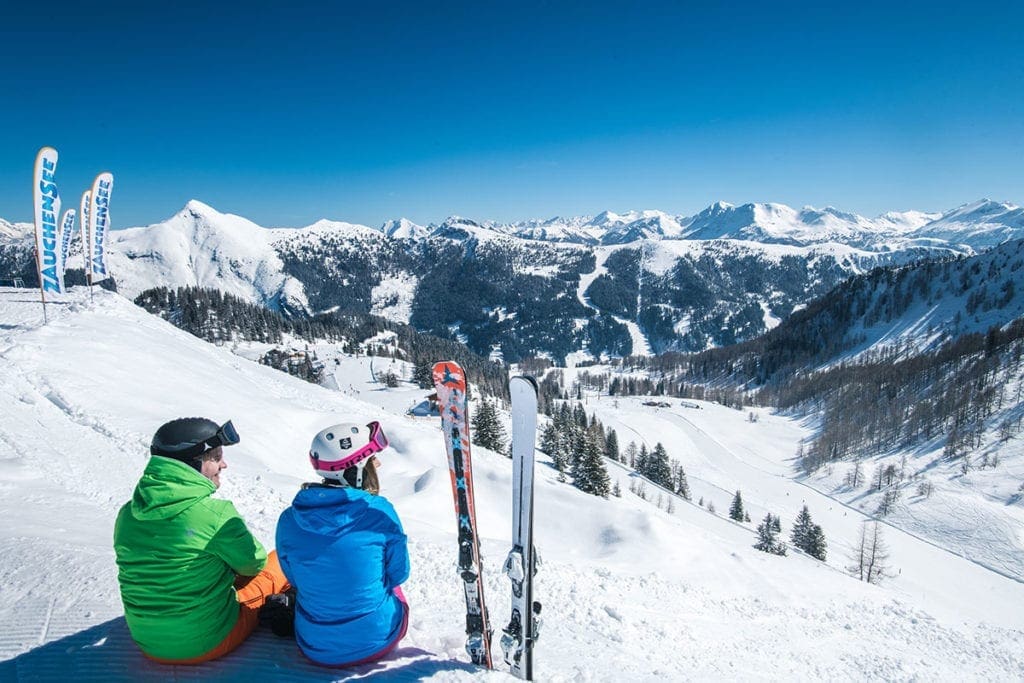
xmin=432 ymin=360 xmax=493 ymax=668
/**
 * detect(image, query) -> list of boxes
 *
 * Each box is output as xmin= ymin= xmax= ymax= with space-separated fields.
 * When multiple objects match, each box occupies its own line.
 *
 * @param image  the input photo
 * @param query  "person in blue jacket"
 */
xmin=276 ymin=421 xmax=410 ymax=667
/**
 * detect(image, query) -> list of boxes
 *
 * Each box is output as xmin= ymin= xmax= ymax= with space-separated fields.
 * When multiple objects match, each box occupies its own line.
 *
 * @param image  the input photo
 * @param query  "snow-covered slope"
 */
xmin=0 ymin=218 xmax=32 ymax=242
xmin=105 ymin=200 xmax=310 ymax=312
xmin=1 ymin=287 xmax=1022 ymax=680
xmin=680 ymin=201 xmax=948 ymax=249
xmin=381 ymin=217 xmax=430 ymax=240
xmin=508 ymin=216 xmax=599 ymax=244
xmin=914 ymin=199 xmax=1024 ymax=250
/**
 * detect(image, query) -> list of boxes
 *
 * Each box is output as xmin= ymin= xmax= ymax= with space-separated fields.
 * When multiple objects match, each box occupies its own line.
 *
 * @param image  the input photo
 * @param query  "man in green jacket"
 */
xmin=114 ymin=417 xmax=290 ymax=663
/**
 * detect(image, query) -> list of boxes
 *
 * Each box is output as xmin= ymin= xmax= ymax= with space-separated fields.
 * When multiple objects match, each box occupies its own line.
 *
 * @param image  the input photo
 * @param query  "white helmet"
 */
xmin=309 ymin=421 xmax=389 ymax=487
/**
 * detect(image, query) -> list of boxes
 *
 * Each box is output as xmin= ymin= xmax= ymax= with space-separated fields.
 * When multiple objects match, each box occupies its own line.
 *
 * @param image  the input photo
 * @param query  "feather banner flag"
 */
xmin=86 ymin=172 xmax=113 ymax=283
xmin=80 ymin=190 xmax=91 ymax=276
xmin=59 ymin=209 xmax=77 ymax=278
xmin=33 ymin=147 xmax=63 ymax=294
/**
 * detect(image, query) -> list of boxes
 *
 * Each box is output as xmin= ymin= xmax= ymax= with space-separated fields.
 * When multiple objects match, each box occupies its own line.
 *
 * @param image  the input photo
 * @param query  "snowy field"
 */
xmin=1 ymin=288 xmax=1023 ymax=681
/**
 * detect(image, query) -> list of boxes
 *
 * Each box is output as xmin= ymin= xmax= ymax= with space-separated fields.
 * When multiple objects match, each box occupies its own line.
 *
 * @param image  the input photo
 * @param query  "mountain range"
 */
xmin=1 ymin=197 xmax=1022 ymax=363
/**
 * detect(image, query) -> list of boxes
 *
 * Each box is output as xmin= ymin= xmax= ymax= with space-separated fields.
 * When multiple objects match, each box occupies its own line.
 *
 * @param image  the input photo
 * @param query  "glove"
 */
xmin=259 ymin=588 xmax=296 ymax=638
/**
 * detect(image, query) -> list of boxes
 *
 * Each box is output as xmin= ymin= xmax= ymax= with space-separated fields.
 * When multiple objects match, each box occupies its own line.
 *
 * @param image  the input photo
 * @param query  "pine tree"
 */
xmin=574 ymin=429 xmax=611 ymax=498
xmin=412 ymin=359 xmax=434 ymax=389
xmin=791 ymin=505 xmax=814 ymax=551
xmin=673 ymin=461 xmax=691 ymax=501
xmin=555 ymin=411 xmax=578 ymax=473
xmin=539 ymin=422 xmax=560 ymax=457
xmin=605 ymin=429 xmax=620 ymax=462
xmin=571 ymin=429 xmax=590 ymax=490
xmin=472 ymin=399 xmax=507 ymax=454
xmin=636 ymin=444 xmax=649 ymax=476
xmin=647 ymin=443 xmax=673 ymax=488
xmin=754 ymin=513 xmax=787 ymax=555
xmin=729 ymin=491 xmax=745 ymax=522
xmin=805 ymin=524 xmax=827 ymax=561
xmin=572 ymin=402 xmax=587 ymax=430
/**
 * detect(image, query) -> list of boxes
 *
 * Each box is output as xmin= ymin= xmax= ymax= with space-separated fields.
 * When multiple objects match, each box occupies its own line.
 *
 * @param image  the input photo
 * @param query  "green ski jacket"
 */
xmin=113 ymin=455 xmax=267 ymax=660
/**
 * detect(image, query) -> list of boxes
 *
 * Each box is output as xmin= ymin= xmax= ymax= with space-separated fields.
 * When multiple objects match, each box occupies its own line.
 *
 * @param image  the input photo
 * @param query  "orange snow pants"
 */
xmin=147 ymin=550 xmax=291 ymax=665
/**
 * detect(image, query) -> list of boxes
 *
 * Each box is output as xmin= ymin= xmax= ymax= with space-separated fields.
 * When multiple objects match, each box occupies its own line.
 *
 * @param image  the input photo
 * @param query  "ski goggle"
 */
xmin=151 ymin=419 xmax=241 ymax=461
xmin=202 ymin=420 xmax=239 ymax=449
xmin=368 ymin=421 xmax=389 ymax=452
xmin=192 ymin=421 xmax=241 ymax=460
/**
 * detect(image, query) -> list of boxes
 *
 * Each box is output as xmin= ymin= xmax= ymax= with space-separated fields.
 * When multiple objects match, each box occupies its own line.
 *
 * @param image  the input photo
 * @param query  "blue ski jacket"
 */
xmin=276 ymin=484 xmax=410 ymax=667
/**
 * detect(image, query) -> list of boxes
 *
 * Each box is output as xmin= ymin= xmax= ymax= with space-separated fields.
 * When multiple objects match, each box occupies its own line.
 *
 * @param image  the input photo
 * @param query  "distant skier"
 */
xmin=276 ymin=421 xmax=410 ymax=667
xmin=113 ymin=417 xmax=290 ymax=663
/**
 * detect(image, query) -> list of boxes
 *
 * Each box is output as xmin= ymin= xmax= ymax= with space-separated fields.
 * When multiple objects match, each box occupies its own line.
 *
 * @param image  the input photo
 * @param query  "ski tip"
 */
xmin=510 ymin=375 xmax=539 ymax=392
xmin=432 ymin=361 xmax=466 ymax=388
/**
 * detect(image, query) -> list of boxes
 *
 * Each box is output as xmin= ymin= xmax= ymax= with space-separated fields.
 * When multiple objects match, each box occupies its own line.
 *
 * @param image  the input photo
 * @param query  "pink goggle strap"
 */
xmin=309 ymin=422 xmax=389 ymax=474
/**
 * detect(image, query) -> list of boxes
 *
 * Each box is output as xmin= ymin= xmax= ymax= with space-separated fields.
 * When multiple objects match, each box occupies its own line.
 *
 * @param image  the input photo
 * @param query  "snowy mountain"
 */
xmin=0 ymin=218 xmax=32 ymax=242
xmin=381 ymin=217 xmax=430 ymax=240
xmin=2 ymin=197 xmax=1022 ymax=362
xmin=107 ymin=200 xmax=310 ymax=314
xmin=1 ymin=287 xmax=1022 ymax=680
xmin=506 ymin=215 xmax=600 ymax=244
xmin=914 ymin=199 xmax=1024 ymax=249
xmin=659 ymin=237 xmax=1024 ymax=384
xmin=680 ymin=201 xmax=948 ymax=249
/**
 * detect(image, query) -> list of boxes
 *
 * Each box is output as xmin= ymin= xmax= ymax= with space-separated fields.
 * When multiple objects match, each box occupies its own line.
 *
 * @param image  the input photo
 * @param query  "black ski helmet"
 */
xmin=150 ymin=417 xmax=240 ymax=469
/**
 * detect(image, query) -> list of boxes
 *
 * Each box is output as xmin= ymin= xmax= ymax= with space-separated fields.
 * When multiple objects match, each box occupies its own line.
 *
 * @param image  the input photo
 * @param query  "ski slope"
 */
xmin=1 ymin=288 xmax=1022 ymax=681
xmin=575 ymin=246 xmax=652 ymax=358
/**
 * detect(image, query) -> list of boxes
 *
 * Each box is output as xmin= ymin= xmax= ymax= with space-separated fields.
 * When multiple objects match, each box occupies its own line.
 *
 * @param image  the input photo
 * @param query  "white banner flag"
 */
xmin=87 ymin=172 xmax=113 ymax=283
xmin=33 ymin=147 xmax=63 ymax=294
xmin=80 ymin=190 xmax=91 ymax=276
xmin=59 ymin=209 xmax=77 ymax=278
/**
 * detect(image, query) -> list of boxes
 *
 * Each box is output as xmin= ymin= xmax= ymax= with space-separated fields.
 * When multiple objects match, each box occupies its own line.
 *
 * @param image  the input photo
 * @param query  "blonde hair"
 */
xmin=341 ymin=458 xmax=379 ymax=495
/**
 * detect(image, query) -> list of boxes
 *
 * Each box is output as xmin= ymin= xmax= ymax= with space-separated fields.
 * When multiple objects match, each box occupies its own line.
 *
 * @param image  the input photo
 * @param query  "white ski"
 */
xmin=501 ymin=375 xmax=541 ymax=679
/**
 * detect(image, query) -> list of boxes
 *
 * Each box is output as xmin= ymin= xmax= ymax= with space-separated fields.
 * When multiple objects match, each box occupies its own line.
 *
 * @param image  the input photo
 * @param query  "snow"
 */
xmin=0 ymin=218 xmax=32 ymax=242
xmin=915 ymin=199 xmax=1024 ymax=251
xmin=1 ymin=288 xmax=1023 ymax=680
xmin=760 ymin=300 xmax=781 ymax=330
xmin=104 ymin=200 xmax=309 ymax=312
xmin=382 ymin=217 xmax=430 ymax=240
xmin=370 ymin=272 xmax=419 ymax=323
xmin=576 ymin=247 xmax=652 ymax=357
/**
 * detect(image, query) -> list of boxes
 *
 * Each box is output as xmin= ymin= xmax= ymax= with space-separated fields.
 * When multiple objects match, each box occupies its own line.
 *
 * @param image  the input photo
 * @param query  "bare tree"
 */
xmin=960 ymin=456 xmax=972 ymax=476
xmin=876 ymin=486 xmax=901 ymax=516
xmin=849 ymin=521 xmax=892 ymax=584
xmin=844 ymin=460 xmax=864 ymax=489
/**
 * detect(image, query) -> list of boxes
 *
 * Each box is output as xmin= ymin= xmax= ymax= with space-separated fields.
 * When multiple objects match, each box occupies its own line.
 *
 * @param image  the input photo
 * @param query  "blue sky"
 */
xmin=2 ymin=1 xmax=1022 ymax=228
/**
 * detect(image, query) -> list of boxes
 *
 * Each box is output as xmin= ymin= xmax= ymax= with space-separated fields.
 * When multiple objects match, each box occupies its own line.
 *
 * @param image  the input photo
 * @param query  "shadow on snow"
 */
xmin=1 ymin=617 xmax=475 ymax=682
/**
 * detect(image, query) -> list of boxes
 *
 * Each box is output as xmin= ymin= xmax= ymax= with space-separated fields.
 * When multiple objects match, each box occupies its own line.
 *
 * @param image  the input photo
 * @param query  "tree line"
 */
xmin=134 ymin=286 xmax=509 ymax=398
xmin=770 ymin=318 xmax=1024 ymax=472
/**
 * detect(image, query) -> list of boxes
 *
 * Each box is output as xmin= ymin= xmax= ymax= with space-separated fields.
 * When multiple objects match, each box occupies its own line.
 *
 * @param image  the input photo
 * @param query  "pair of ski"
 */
xmin=432 ymin=361 xmax=540 ymax=680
